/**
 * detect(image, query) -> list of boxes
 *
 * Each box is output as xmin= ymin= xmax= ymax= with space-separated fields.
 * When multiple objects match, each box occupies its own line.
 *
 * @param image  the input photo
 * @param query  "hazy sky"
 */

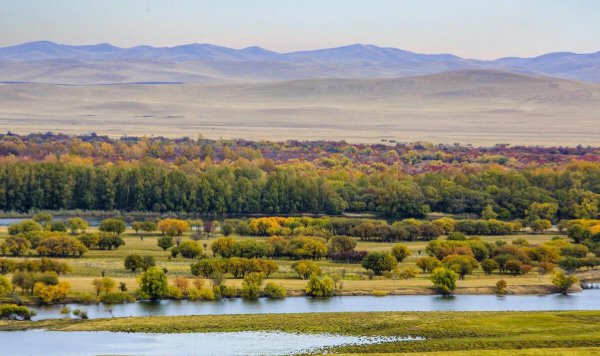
xmin=1 ymin=0 xmax=599 ymax=59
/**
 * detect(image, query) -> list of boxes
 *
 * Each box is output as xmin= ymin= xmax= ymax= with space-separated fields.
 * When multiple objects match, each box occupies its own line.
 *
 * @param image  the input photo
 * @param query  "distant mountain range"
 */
xmin=0 ymin=41 xmax=599 ymax=84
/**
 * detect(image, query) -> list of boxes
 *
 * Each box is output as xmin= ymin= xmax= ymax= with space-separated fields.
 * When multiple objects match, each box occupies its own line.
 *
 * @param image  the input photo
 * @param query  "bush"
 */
xmin=390 ymin=243 xmax=411 ymax=262
xmin=263 ymin=282 xmax=286 ymax=299
xmin=415 ymin=256 xmax=441 ymax=273
xmin=305 ymin=274 xmax=334 ymax=297
xmin=178 ymin=241 xmax=203 ymax=259
xmin=157 ymin=236 xmax=175 ymax=251
xmin=496 ymin=279 xmax=507 ymax=295
xmin=33 ymin=281 xmax=71 ymax=304
xmin=37 ymin=235 xmax=87 ymax=257
xmin=481 ymin=259 xmax=499 ymax=275
xmin=137 ymin=266 xmax=168 ymax=301
xmin=191 ymin=259 xmax=225 ymax=278
xmin=0 ymin=275 xmax=12 ymax=295
xmin=431 ymin=267 xmax=458 ymax=296
xmin=552 ymin=270 xmax=579 ymax=295
xmin=292 ymin=260 xmax=322 ymax=279
xmin=361 ymin=252 xmax=397 ymax=275
xmin=98 ymin=218 xmax=126 ymax=235
xmin=0 ymin=304 xmax=36 ymax=320
xmin=8 ymin=220 xmax=42 ymax=236
xmin=397 ymin=267 xmax=418 ymax=280
xmin=240 ymin=272 xmax=265 ymax=300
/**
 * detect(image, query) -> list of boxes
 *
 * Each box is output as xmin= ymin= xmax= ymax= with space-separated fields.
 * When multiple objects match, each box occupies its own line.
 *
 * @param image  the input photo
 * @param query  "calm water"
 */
xmin=29 ymin=289 xmax=600 ymax=320
xmin=0 ymin=217 xmax=103 ymax=226
xmin=0 ymin=330 xmax=420 ymax=356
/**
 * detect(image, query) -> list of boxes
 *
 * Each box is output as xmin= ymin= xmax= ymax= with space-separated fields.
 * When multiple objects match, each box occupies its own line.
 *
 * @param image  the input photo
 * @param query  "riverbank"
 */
xmin=2 ymin=311 xmax=600 ymax=354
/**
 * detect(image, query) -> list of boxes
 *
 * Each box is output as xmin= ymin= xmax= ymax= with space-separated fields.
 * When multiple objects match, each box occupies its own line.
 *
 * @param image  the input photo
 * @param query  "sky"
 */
xmin=0 ymin=0 xmax=599 ymax=59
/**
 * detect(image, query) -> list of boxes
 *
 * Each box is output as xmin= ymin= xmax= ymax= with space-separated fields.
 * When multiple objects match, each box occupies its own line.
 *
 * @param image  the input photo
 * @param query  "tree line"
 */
xmin=0 ymin=160 xmax=598 ymax=218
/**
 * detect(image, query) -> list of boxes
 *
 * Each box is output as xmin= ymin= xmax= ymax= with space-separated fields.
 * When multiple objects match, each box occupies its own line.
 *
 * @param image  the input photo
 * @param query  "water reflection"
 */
xmin=29 ymin=289 xmax=600 ymax=321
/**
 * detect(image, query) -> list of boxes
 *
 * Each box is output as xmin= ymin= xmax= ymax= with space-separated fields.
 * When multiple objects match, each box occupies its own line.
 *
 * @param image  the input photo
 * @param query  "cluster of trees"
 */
xmin=0 ymin=155 xmax=597 ymax=219
xmin=190 ymin=258 xmax=278 ymax=279
xmin=0 ymin=258 xmax=71 ymax=275
xmin=415 ymin=235 xmax=600 ymax=280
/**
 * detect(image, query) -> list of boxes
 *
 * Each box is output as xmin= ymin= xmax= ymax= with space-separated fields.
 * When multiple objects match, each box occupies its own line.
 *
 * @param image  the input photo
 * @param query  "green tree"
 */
xmin=431 ymin=267 xmax=458 ymax=296
xmin=305 ymin=274 xmax=334 ymax=297
xmin=391 ymin=243 xmax=411 ymax=262
xmin=291 ymin=260 xmax=322 ymax=280
xmin=99 ymin=218 xmax=126 ymax=235
xmin=178 ymin=241 xmax=203 ymax=259
xmin=157 ymin=236 xmax=175 ymax=251
xmin=0 ymin=275 xmax=12 ymax=296
xmin=124 ymin=254 xmax=143 ymax=272
xmin=263 ymin=282 xmax=286 ymax=299
xmin=138 ymin=266 xmax=168 ymax=301
xmin=361 ymin=252 xmax=397 ymax=275
xmin=552 ymin=270 xmax=579 ymax=295
xmin=66 ymin=217 xmax=88 ymax=235
xmin=530 ymin=219 xmax=551 ymax=233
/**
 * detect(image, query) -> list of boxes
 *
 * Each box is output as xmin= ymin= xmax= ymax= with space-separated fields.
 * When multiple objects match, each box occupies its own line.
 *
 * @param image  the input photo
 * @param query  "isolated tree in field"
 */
xmin=124 ymin=254 xmax=143 ymax=272
xmin=361 ymin=252 xmax=397 ymax=275
xmin=132 ymin=222 xmax=143 ymax=236
xmin=431 ymin=267 xmax=458 ymax=296
xmin=178 ymin=241 xmax=203 ymax=259
xmin=141 ymin=256 xmax=156 ymax=271
xmin=66 ymin=217 xmax=88 ymax=234
xmin=138 ymin=266 xmax=168 ymax=301
xmin=552 ymin=270 xmax=579 ymax=295
xmin=33 ymin=281 xmax=70 ymax=304
xmin=220 ymin=221 xmax=235 ymax=236
xmin=99 ymin=218 xmax=126 ymax=235
xmin=391 ymin=243 xmax=411 ymax=262
xmin=157 ymin=236 xmax=175 ymax=251
xmin=141 ymin=221 xmax=157 ymax=235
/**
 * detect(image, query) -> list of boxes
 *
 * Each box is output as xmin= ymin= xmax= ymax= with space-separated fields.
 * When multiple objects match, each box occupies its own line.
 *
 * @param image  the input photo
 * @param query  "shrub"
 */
xmin=178 ymin=241 xmax=203 ymax=259
xmin=33 ymin=281 xmax=71 ymax=304
xmin=137 ymin=266 xmax=168 ymax=301
xmin=124 ymin=254 xmax=143 ymax=272
xmin=305 ymin=274 xmax=334 ymax=297
xmin=481 ymin=259 xmax=499 ymax=275
xmin=211 ymin=237 xmax=235 ymax=257
xmin=8 ymin=220 xmax=42 ymax=236
xmin=496 ymin=279 xmax=507 ymax=295
xmin=431 ymin=267 xmax=458 ymax=296
xmin=157 ymin=219 xmax=190 ymax=236
xmin=552 ymin=270 xmax=579 ymax=295
xmin=191 ymin=259 xmax=225 ymax=278
xmin=157 ymin=236 xmax=175 ymax=251
xmin=416 ymin=256 xmax=441 ymax=273
xmin=240 ymin=272 xmax=265 ymax=300
xmin=292 ymin=260 xmax=322 ymax=279
xmin=0 ymin=304 xmax=36 ymax=320
xmin=397 ymin=267 xmax=419 ymax=280
xmin=98 ymin=218 xmax=126 ymax=235
xmin=390 ymin=243 xmax=411 ymax=262
xmin=37 ymin=235 xmax=87 ymax=257
xmin=263 ymin=282 xmax=286 ymax=299
xmin=0 ymin=275 xmax=12 ymax=295
xmin=361 ymin=252 xmax=397 ymax=275
xmin=442 ymin=254 xmax=479 ymax=280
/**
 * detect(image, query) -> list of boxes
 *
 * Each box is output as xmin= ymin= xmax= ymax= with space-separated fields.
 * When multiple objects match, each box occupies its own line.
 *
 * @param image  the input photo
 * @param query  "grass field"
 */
xmin=1 ymin=311 xmax=599 ymax=354
xmin=0 ymin=228 xmax=564 ymax=297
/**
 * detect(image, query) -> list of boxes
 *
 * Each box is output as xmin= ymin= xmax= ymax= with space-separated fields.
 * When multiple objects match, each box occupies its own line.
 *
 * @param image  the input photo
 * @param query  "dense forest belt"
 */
xmin=2 ymin=311 xmax=599 ymax=353
xmin=0 ymin=159 xmax=598 ymax=218
xmin=0 ymin=132 xmax=598 ymax=218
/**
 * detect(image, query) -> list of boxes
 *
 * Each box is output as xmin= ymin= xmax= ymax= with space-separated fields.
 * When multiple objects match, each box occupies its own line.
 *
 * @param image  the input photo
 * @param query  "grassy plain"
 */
xmin=0 ymin=228 xmax=562 ymax=296
xmin=2 ymin=70 xmax=600 ymax=145
xmin=1 ymin=311 xmax=599 ymax=354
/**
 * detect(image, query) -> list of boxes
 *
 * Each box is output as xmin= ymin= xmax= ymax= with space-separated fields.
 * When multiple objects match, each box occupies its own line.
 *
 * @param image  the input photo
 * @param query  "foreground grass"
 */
xmin=342 ymin=348 xmax=600 ymax=356
xmin=1 ymin=311 xmax=599 ymax=354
